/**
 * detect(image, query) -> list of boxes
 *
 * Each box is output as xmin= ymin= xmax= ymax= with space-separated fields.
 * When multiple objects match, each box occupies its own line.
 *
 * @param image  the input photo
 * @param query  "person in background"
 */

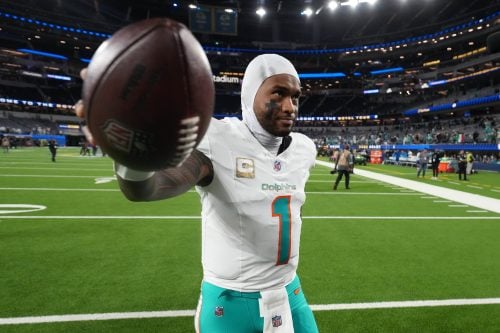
xmin=333 ymin=144 xmax=354 ymax=190
xmin=431 ymin=150 xmax=441 ymax=180
xmin=48 ymin=140 xmax=58 ymax=162
xmin=92 ymin=144 xmax=98 ymax=156
xmin=2 ymin=136 xmax=10 ymax=153
xmin=457 ymin=150 xmax=468 ymax=181
xmin=80 ymin=140 xmax=91 ymax=156
xmin=466 ymin=151 xmax=474 ymax=175
xmin=76 ymin=54 xmax=319 ymax=333
xmin=330 ymin=147 xmax=340 ymax=174
xmin=394 ymin=150 xmax=401 ymax=165
xmin=416 ymin=149 xmax=428 ymax=178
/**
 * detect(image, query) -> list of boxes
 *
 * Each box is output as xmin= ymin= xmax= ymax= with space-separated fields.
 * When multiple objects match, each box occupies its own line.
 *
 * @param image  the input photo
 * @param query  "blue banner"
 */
xmin=374 ymin=143 xmax=499 ymax=152
xmin=213 ymin=7 xmax=237 ymax=35
xmin=32 ymin=134 xmax=66 ymax=146
xmin=189 ymin=5 xmax=212 ymax=34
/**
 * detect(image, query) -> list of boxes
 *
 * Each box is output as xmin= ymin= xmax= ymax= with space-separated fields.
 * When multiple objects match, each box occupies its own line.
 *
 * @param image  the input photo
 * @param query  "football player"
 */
xmin=77 ymin=54 xmax=319 ymax=333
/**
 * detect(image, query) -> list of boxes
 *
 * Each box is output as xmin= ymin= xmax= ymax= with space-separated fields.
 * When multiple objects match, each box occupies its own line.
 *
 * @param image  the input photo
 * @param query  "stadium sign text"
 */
xmin=213 ymin=75 xmax=240 ymax=84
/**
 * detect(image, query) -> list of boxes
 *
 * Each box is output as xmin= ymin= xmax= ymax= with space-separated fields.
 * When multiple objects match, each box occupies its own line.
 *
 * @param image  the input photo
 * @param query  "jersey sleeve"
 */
xmin=293 ymin=133 xmax=317 ymax=170
xmin=195 ymin=118 xmax=217 ymax=160
xmin=305 ymin=136 xmax=317 ymax=169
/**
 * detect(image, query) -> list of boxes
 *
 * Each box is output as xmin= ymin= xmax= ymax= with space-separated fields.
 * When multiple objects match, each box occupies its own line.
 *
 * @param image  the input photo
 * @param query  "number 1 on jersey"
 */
xmin=272 ymin=195 xmax=292 ymax=266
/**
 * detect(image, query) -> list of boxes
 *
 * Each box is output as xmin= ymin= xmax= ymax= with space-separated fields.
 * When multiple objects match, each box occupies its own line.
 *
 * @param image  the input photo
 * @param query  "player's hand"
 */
xmin=74 ymin=68 xmax=96 ymax=145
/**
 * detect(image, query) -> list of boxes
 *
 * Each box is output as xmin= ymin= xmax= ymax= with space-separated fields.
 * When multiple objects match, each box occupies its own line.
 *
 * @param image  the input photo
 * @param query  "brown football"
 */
xmin=83 ymin=18 xmax=214 ymax=171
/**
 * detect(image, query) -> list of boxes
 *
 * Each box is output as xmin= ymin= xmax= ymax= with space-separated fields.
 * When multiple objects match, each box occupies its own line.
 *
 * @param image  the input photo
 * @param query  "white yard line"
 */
xmin=303 ymin=216 xmax=500 ymax=220
xmin=305 ymin=192 xmax=420 ymax=195
xmin=0 ymin=310 xmax=195 ymax=325
xmin=1 ymin=215 xmax=498 ymax=220
xmin=466 ymin=185 xmax=483 ymax=189
xmin=0 ymin=166 xmax=112 ymax=171
xmin=0 ymin=161 xmax=110 ymax=166
xmin=0 ymin=187 xmax=121 ymax=192
xmin=316 ymin=161 xmax=500 ymax=214
xmin=310 ymin=298 xmax=500 ymax=311
xmin=306 ymin=180 xmax=373 ymax=183
xmin=0 ymin=174 xmax=112 ymax=178
xmin=1 ymin=298 xmax=499 ymax=325
xmin=0 ymin=216 xmax=202 ymax=219
xmin=0 ymin=188 xmax=422 ymax=195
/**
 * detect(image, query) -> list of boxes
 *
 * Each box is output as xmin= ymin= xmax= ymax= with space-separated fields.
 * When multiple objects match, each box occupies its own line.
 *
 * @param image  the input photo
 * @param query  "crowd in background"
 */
xmin=298 ymin=114 xmax=499 ymax=147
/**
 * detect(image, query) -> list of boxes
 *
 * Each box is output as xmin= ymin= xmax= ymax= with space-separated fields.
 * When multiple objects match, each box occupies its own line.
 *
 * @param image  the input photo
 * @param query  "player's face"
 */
xmin=253 ymin=74 xmax=301 ymax=137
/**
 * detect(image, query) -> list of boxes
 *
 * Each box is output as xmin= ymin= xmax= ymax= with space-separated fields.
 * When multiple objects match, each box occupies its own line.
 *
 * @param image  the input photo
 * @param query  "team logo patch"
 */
xmin=236 ymin=157 xmax=255 ymax=178
xmin=272 ymin=315 xmax=282 ymax=327
xmin=102 ymin=119 xmax=155 ymax=156
xmin=273 ymin=160 xmax=282 ymax=172
xmin=214 ymin=306 xmax=224 ymax=317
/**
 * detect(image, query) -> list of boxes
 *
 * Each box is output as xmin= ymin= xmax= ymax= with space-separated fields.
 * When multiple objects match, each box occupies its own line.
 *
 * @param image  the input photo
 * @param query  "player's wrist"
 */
xmin=114 ymin=162 xmax=155 ymax=181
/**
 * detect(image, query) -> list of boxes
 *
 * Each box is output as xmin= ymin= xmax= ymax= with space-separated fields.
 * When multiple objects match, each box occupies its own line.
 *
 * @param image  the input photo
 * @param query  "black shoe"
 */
xmin=346 ymin=187 xmax=350 ymax=190
xmin=333 ymin=186 xmax=337 ymax=190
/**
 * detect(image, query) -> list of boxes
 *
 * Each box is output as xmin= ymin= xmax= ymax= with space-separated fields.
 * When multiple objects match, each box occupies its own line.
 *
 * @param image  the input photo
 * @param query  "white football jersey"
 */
xmin=195 ymin=117 xmax=316 ymax=292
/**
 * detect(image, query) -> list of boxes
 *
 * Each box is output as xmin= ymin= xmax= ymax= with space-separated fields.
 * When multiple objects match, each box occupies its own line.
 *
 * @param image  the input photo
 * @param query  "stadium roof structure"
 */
xmin=0 ymin=0 xmax=498 ymax=119
xmin=1 ymin=0 xmax=498 ymax=47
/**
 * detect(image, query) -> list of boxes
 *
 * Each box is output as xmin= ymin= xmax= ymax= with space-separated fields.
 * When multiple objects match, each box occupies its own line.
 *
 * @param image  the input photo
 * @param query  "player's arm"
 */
xmin=74 ymin=67 xmax=213 ymax=201
xmin=115 ymin=149 xmax=213 ymax=202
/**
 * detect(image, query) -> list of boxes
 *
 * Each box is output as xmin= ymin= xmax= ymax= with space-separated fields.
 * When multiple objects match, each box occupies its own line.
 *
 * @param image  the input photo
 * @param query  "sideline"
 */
xmin=316 ymin=160 xmax=500 ymax=214
xmin=1 ymin=298 xmax=499 ymax=325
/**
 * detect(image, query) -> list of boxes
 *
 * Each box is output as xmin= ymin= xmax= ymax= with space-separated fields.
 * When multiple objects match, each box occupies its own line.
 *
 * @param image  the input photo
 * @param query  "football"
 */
xmin=83 ymin=18 xmax=214 ymax=171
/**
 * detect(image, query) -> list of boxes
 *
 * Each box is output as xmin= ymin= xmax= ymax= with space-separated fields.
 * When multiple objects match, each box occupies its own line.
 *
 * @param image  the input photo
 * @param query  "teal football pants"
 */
xmin=195 ymin=275 xmax=318 ymax=333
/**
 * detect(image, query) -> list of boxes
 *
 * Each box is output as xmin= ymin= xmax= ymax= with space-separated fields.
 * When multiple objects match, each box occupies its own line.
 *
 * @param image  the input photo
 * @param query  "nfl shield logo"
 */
xmin=214 ymin=306 xmax=224 ymax=317
xmin=272 ymin=315 xmax=282 ymax=327
xmin=273 ymin=160 xmax=282 ymax=172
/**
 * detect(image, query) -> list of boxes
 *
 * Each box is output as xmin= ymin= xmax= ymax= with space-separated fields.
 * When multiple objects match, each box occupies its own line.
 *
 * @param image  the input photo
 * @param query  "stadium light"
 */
xmin=17 ymin=48 xmax=68 ymax=60
xmin=370 ymin=67 xmax=404 ymax=75
xmin=21 ymin=71 xmax=43 ymax=78
xmin=46 ymin=74 xmax=71 ymax=81
xmin=298 ymin=72 xmax=346 ymax=79
xmin=327 ymin=1 xmax=339 ymax=10
xmin=301 ymin=7 xmax=313 ymax=16
xmin=341 ymin=0 xmax=359 ymax=8
xmin=256 ymin=7 xmax=266 ymax=17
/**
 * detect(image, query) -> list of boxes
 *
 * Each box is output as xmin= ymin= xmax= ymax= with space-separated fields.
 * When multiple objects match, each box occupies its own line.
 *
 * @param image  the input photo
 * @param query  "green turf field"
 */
xmin=1 ymin=147 xmax=499 ymax=332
